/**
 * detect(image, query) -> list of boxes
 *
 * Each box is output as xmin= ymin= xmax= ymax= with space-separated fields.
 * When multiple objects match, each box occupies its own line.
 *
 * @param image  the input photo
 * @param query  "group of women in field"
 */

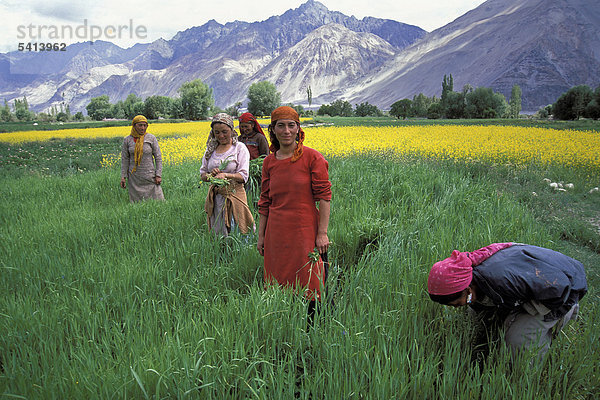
xmin=119 ymin=109 xmax=586 ymax=364
xmin=120 ymin=106 xmax=331 ymax=297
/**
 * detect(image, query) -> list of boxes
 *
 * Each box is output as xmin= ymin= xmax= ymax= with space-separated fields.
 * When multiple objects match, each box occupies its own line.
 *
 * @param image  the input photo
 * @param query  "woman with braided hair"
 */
xmin=257 ymin=106 xmax=332 ymax=302
xmin=120 ymin=115 xmax=165 ymax=202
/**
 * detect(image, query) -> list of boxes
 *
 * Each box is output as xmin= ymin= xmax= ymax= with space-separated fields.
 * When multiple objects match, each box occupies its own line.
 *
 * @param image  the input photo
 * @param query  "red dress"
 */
xmin=258 ymin=146 xmax=332 ymax=298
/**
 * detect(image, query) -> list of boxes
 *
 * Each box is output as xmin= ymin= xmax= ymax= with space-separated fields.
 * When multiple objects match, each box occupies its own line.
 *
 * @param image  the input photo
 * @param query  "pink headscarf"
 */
xmin=427 ymin=243 xmax=513 ymax=295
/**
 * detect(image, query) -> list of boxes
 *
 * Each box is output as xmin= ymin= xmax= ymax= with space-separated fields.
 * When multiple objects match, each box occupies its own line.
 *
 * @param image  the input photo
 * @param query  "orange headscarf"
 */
xmin=270 ymin=106 xmax=304 ymax=162
xmin=130 ymin=115 xmax=148 ymax=172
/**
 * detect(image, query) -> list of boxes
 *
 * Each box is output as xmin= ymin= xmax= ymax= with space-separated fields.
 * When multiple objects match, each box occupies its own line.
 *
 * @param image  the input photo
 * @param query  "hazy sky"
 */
xmin=2 ymin=0 xmax=487 ymax=52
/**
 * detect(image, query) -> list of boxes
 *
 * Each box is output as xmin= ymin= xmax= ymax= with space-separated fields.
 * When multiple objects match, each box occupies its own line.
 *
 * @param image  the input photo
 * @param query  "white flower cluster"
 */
xmin=542 ymin=178 xmax=599 ymax=194
xmin=543 ymin=178 xmax=574 ymax=192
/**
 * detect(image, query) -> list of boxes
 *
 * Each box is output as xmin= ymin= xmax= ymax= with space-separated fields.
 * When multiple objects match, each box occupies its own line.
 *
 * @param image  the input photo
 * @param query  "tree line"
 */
xmin=1 ymin=75 xmax=598 ymax=123
xmin=387 ymin=75 xmax=523 ymax=120
xmin=387 ymin=75 xmax=599 ymax=121
xmin=0 ymin=80 xmax=287 ymax=123
xmin=548 ymin=85 xmax=600 ymax=120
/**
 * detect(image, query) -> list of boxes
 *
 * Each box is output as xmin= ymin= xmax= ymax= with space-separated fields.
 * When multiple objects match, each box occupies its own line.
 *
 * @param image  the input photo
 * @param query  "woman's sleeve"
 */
xmin=235 ymin=144 xmax=250 ymax=182
xmin=120 ymin=137 xmax=129 ymax=178
xmin=199 ymin=154 xmax=210 ymax=175
xmin=258 ymin=134 xmax=269 ymax=156
xmin=311 ymin=152 xmax=332 ymax=201
xmin=152 ymin=135 xmax=163 ymax=177
xmin=257 ymin=157 xmax=271 ymax=216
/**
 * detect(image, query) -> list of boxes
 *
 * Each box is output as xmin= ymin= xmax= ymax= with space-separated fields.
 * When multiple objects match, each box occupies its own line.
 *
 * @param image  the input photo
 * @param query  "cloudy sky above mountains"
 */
xmin=1 ymin=0 xmax=486 ymax=52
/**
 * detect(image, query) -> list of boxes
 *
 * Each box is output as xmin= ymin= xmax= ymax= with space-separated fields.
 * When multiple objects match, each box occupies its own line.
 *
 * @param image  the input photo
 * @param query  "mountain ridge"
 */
xmin=0 ymin=0 xmax=598 ymax=113
xmin=340 ymin=0 xmax=600 ymax=111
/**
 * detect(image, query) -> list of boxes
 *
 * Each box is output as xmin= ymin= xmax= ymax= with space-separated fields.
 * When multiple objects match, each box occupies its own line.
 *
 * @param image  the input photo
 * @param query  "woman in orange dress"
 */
xmin=257 ymin=106 xmax=332 ymax=302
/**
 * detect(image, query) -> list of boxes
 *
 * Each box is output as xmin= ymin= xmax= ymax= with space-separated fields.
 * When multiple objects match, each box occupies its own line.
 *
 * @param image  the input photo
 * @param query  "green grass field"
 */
xmin=1 ymin=123 xmax=599 ymax=398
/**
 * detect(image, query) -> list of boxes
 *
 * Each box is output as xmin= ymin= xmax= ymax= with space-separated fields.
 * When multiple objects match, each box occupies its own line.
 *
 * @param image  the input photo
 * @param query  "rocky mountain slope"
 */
xmin=340 ymin=0 xmax=600 ymax=111
xmin=0 ymin=0 xmax=598 ymax=113
xmin=0 ymin=0 xmax=424 ymax=113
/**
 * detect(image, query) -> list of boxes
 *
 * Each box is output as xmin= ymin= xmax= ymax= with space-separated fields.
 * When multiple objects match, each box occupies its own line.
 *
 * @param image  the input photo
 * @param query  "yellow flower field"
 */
xmin=133 ymin=124 xmax=600 ymax=169
xmin=2 ymin=122 xmax=599 ymax=169
xmin=305 ymin=125 xmax=600 ymax=169
xmin=0 ymin=121 xmax=212 ymax=143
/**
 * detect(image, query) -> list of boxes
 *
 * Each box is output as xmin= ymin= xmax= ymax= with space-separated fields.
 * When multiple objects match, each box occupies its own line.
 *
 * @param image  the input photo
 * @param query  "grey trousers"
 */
xmin=503 ymin=303 xmax=579 ymax=357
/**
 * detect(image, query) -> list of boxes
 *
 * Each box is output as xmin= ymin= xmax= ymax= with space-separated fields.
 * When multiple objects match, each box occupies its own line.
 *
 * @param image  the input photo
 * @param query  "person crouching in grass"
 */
xmin=427 ymin=243 xmax=587 ymax=362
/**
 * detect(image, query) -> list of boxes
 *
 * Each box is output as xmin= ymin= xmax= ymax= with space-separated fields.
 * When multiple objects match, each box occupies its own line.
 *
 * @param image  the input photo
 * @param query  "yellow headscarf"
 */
xmin=131 ymin=115 xmax=148 ymax=172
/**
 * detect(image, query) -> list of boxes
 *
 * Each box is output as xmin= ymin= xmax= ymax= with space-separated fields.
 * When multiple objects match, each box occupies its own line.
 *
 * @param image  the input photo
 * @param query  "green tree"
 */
xmin=317 ymin=103 xmax=332 ymax=116
xmin=317 ymin=100 xmax=353 ymax=117
xmin=332 ymin=99 xmax=354 ymax=117
xmin=1 ymin=100 xmax=14 ymax=122
xmin=509 ymin=85 xmax=522 ymax=118
xmin=133 ymin=102 xmax=146 ymax=117
xmin=426 ymin=103 xmax=443 ymax=119
xmin=74 ymin=111 xmax=84 ymax=121
xmin=37 ymin=112 xmax=52 ymax=123
xmin=50 ymin=105 xmax=58 ymax=120
xmin=14 ymin=97 xmax=33 ymax=121
xmin=56 ymin=111 xmax=69 ymax=122
xmin=225 ymin=101 xmax=243 ymax=117
xmin=585 ymin=86 xmax=600 ymax=119
xmin=86 ymin=95 xmax=112 ymax=121
xmin=355 ymin=102 xmax=381 ymax=117
xmin=411 ymin=93 xmax=433 ymax=118
xmin=390 ymin=99 xmax=413 ymax=119
xmin=144 ymin=96 xmax=172 ymax=119
xmin=247 ymin=81 xmax=281 ymax=117
xmin=169 ymin=98 xmax=184 ymax=119
xmin=464 ymin=87 xmax=506 ymax=119
xmin=285 ymin=103 xmax=305 ymax=117
xmin=444 ymin=91 xmax=465 ymax=119
xmin=123 ymin=94 xmax=143 ymax=119
xmin=553 ymin=85 xmax=594 ymax=120
xmin=111 ymin=102 xmax=126 ymax=119
xmin=178 ymin=79 xmax=214 ymax=121
xmin=441 ymin=74 xmax=454 ymax=106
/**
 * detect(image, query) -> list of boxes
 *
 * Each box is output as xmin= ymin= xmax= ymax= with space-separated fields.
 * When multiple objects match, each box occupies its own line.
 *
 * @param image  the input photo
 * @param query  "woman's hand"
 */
xmin=257 ymin=235 xmax=265 ymax=256
xmin=210 ymin=168 xmax=221 ymax=176
xmin=154 ymin=176 xmax=162 ymax=185
xmin=316 ymin=232 xmax=330 ymax=255
xmin=120 ymin=177 xmax=127 ymax=188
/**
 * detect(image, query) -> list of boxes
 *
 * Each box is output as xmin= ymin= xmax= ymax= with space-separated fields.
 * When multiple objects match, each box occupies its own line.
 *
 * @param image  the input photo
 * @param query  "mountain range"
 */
xmin=1 ymin=0 xmax=598 ymax=113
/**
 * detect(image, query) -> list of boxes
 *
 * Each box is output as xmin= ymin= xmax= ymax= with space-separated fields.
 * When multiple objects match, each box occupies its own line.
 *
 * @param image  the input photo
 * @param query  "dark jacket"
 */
xmin=472 ymin=244 xmax=587 ymax=320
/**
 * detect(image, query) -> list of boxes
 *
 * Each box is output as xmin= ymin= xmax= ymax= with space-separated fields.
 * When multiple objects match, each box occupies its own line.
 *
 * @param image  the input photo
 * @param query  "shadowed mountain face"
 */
xmin=1 ymin=0 xmax=597 ymax=113
xmin=340 ymin=0 xmax=600 ymax=111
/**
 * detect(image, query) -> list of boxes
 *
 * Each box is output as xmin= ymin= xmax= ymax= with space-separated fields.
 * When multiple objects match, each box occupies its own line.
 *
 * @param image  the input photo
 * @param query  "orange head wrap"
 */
xmin=269 ymin=106 xmax=304 ymax=162
xmin=131 ymin=115 xmax=148 ymax=172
